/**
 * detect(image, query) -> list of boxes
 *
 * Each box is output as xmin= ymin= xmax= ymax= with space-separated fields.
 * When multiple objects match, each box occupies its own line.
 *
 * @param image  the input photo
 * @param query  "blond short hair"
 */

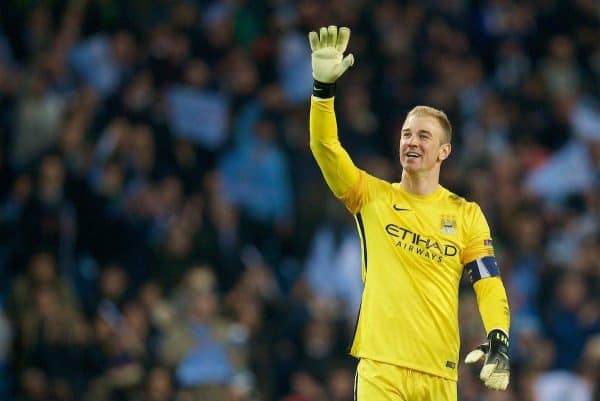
xmin=406 ymin=105 xmax=452 ymax=144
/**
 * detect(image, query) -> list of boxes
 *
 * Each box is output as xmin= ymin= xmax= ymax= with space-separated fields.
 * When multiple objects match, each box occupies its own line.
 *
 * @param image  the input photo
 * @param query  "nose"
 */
xmin=406 ymin=135 xmax=418 ymax=147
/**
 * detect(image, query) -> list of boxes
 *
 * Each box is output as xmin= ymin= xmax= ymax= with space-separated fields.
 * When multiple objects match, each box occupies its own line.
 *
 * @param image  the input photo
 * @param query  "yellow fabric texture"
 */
xmin=356 ymin=358 xmax=457 ymax=401
xmin=473 ymin=277 xmax=511 ymax=335
xmin=309 ymin=97 xmax=510 ymax=381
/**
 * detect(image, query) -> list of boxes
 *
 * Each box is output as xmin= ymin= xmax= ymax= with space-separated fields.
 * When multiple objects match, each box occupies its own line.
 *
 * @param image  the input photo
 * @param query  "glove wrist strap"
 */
xmin=312 ymin=80 xmax=336 ymax=98
xmin=488 ymin=329 xmax=509 ymax=349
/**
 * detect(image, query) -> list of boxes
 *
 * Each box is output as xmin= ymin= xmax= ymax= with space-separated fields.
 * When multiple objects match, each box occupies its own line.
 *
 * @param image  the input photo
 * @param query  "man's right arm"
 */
xmin=308 ymin=26 xmax=363 ymax=212
xmin=309 ymin=96 xmax=360 ymax=199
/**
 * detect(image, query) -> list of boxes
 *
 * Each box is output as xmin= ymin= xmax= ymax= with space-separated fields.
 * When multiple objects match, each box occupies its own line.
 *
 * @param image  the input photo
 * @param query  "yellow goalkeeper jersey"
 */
xmin=310 ymin=97 xmax=505 ymax=381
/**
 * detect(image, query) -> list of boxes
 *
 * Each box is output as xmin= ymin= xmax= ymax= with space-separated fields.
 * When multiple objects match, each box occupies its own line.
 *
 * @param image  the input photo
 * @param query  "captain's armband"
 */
xmin=465 ymin=256 xmax=500 ymax=284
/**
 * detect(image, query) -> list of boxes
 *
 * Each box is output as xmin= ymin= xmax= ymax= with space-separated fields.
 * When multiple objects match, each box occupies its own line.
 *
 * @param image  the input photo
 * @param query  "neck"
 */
xmin=400 ymin=170 xmax=440 ymax=196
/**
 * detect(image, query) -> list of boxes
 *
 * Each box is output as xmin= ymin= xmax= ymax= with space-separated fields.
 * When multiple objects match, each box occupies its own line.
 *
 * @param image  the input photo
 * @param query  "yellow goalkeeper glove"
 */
xmin=465 ymin=329 xmax=510 ymax=390
xmin=308 ymin=25 xmax=354 ymax=97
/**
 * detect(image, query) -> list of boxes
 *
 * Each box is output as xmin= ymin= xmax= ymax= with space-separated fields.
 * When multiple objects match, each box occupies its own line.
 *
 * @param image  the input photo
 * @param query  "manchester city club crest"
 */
xmin=441 ymin=216 xmax=456 ymax=234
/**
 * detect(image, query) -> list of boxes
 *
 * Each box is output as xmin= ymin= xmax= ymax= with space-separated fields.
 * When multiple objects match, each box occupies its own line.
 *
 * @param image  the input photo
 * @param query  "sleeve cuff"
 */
xmin=312 ymin=80 xmax=336 ymax=98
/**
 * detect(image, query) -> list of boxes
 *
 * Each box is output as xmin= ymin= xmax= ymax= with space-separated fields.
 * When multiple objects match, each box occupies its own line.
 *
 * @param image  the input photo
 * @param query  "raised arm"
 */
xmin=308 ymin=26 xmax=361 ymax=204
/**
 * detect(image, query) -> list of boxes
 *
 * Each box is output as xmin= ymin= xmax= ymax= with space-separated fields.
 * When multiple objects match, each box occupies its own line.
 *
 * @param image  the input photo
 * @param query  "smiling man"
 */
xmin=308 ymin=26 xmax=511 ymax=401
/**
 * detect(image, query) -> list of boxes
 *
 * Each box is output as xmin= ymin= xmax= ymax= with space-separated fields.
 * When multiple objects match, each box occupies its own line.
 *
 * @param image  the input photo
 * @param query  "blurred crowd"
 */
xmin=0 ymin=0 xmax=599 ymax=400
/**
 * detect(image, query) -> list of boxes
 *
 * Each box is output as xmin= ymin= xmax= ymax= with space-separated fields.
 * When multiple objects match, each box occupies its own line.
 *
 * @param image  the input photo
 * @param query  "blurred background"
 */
xmin=0 ymin=0 xmax=599 ymax=400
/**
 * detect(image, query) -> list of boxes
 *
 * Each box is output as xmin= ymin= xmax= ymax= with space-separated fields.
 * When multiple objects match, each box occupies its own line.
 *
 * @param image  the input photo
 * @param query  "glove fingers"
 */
xmin=479 ymin=361 xmax=496 ymax=381
xmin=336 ymin=27 xmax=351 ymax=52
xmin=342 ymin=54 xmax=354 ymax=69
xmin=308 ymin=31 xmax=320 ymax=51
xmin=327 ymin=25 xmax=337 ymax=48
xmin=319 ymin=27 xmax=328 ymax=48
xmin=464 ymin=348 xmax=485 ymax=364
xmin=484 ymin=372 xmax=509 ymax=390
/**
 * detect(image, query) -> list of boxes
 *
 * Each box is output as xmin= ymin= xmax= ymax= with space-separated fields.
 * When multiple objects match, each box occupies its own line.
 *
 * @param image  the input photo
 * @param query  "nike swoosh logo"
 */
xmin=393 ymin=204 xmax=410 ymax=211
xmin=313 ymin=86 xmax=323 ymax=91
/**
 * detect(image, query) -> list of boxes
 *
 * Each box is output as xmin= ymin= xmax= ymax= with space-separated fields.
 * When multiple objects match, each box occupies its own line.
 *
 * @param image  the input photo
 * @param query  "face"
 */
xmin=399 ymin=114 xmax=451 ymax=173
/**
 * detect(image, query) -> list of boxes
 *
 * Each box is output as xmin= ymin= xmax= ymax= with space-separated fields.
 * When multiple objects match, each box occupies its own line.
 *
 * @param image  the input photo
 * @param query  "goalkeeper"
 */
xmin=308 ymin=26 xmax=511 ymax=400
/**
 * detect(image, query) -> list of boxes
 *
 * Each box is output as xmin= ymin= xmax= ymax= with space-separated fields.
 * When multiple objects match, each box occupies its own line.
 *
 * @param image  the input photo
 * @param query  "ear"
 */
xmin=438 ymin=143 xmax=451 ymax=162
